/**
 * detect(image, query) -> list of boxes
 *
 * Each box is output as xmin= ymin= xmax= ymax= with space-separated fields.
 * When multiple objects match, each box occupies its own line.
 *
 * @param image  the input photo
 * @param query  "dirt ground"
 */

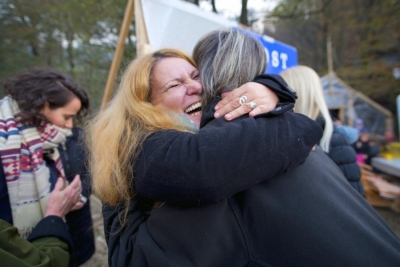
xmin=81 ymin=196 xmax=400 ymax=267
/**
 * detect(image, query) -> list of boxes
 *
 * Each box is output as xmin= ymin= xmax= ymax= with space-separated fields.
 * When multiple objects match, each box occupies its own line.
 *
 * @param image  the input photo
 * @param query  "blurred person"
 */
xmin=354 ymin=118 xmax=367 ymax=134
xmin=1 ymin=176 xmax=83 ymax=267
xmin=0 ymin=69 xmax=95 ymax=266
xmin=354 ymin=131 xmax=381 ymax=166
xmin=281 ymin=65 xmax=365 ymax=196
xmin=98 ymin=29 xmax=400 ymax=266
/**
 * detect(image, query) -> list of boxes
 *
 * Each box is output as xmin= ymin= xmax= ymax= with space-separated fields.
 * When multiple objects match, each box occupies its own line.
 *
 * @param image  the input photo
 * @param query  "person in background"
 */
xmin=0 ymin=68 xmax=95 ymax=266
xmin=354 ymin=118 xmax=367 ymax=134
xmin=1 ymin=175 xmax=83 ymax=267
xmin=281 ymin=65 xmax=364 ymax=195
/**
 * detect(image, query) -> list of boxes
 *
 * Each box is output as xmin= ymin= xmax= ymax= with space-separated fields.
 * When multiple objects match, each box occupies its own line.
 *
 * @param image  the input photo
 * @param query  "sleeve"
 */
xmin=103 ymin=201 xmax=147 ymax=267
xmin=134 ymin=111 xmax=322 ymax=206
xmin=253 ymin=74 xmax=297 ymax=103
xmin=1 ymin=218 xmax=70 ymax=267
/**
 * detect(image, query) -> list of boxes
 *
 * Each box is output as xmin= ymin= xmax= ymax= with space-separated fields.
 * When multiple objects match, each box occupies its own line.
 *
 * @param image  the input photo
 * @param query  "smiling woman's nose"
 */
xmin=187 ymin=79 xmax=202 ymax=95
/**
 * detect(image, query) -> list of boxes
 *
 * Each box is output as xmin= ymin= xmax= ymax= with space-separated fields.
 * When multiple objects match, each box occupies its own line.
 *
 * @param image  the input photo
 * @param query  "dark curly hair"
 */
xmin=3 ymin=68 xmax=90 ymax=126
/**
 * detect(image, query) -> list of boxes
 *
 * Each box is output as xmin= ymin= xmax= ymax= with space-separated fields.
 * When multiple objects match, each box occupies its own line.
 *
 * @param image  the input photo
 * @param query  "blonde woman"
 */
xmin=89 ymin=44 xmax=321 ymax=264
xmin=98 ymin=29 xmax=400 ymax=266
xmin=281 ymin=65 xmax=364 ymax=195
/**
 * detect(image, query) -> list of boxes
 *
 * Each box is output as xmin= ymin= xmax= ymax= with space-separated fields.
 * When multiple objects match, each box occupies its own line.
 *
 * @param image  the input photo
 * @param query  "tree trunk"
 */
xmin=240 ymin=0 xmax=248 ymax=26
xmin=211 ymin=0 xmax=218 ymax=13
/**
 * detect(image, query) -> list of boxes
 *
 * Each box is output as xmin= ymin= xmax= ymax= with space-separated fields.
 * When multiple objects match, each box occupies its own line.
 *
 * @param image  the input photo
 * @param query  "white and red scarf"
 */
xmin=0 ymin=97 xmax=71 ymax=238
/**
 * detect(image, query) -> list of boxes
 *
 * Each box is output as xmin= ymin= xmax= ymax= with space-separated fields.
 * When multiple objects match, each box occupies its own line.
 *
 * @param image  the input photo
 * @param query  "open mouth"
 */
xmin=185 ymin=102 xmax=202 ymax=116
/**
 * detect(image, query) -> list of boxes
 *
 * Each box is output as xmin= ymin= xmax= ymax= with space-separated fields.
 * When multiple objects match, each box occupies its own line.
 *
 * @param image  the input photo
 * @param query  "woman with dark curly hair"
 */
xmin=0 ymin=68 xmax=95 ymax=266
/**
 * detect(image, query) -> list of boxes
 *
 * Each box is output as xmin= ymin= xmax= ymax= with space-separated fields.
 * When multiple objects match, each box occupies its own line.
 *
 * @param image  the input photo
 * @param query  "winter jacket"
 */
xmin=105 ymin=97 xmax=400 ymax=266
xmin=328 ymin=127 xmax=364 ymax=195
xmin=316 ymin=119 xmax=364 ymax=196
xmin=103 ymin=75 xmax=323 ymax=266
xmin=0 ymin=128 xmax=95 ymax=267
xmin=1 ymin=216 xmax=72 ymax=267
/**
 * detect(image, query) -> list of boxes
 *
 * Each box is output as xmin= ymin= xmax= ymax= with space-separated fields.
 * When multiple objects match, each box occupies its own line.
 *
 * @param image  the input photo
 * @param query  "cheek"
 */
xmin=153 ymin=90 xmax=184 ymax=112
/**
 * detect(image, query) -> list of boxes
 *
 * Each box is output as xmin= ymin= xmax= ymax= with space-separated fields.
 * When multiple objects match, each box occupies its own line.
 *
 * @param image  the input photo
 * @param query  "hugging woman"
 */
xmin=90 ymin=29 xmax=400 ymax=266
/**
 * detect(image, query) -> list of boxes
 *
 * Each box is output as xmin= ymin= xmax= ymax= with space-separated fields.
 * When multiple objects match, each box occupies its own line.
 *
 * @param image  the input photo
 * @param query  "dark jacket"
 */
xmin=0 ymin=128 xmax=95 ymax=267
xmin=1 ymin=216 xmax=72 ymax=267
xmin=328 ymin=128 xmax=364 ymax=195
xmin=105 ymin=98 xmax=400 ymax=266
xmin=103 ymin=75 xmax=324 ymax=266
xmin=316 ymin=119 xmax=364 ymax=196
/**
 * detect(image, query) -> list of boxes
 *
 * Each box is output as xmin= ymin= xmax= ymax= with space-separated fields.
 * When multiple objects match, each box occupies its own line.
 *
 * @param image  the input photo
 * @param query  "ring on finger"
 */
xmin=248 ymin=101 xmax=256 ymax=110
xmin=239 ymin=95 xmax=248 ymax=105
xmin=80 ymin=193 xmax=88 ymax=204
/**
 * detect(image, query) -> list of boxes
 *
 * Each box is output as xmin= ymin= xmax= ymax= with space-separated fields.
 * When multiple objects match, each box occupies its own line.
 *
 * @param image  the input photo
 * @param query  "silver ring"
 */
xmin=249 ymin=101 xmax=256 ymax=110
xmin=239 ymin=95 xmax=248 ymax=105
xmin=80 ymin=194 xmax=88 ymax=204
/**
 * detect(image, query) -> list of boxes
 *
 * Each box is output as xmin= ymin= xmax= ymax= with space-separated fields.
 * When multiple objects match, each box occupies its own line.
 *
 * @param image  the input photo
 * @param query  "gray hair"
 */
xmin=192 ymin=28 xmax=267 ymax=106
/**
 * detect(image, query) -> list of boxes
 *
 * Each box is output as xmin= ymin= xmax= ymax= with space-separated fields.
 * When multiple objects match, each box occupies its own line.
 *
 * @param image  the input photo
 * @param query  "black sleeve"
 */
xmin=103 ymin=201 xmax=146 ymax=267
xmin=27 ymin=216 xmax=73 ymax=253
xmin=134 ymin=112 xmax=322 ymax=206
xmin=253 ymin=74 xmax=297 ymax=103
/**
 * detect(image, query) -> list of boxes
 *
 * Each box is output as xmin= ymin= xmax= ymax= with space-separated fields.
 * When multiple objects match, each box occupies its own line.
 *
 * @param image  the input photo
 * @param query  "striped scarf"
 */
xmin=0 ymin=97 xmax=71 ymax=238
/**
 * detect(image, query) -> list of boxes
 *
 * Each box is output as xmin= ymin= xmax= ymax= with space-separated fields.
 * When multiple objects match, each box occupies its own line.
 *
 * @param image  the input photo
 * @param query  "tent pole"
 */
xmin=327 ymin=36 xmax=334 ymax=93
xmin=101 ymin=0 xmax=135 ymax=110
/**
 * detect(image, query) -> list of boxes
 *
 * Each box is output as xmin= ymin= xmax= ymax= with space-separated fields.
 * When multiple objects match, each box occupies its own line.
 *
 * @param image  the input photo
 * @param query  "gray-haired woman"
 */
xmin=102 ymin=28 xmax=400 ymax=266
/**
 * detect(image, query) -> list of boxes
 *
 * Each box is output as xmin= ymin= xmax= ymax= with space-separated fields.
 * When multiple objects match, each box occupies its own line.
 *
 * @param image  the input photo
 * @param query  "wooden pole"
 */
xmin=327 ymin=36 xmax=334 ymax=93
xmin=101 ymin=0 xmax=135 ymax=110
xmin=134 ymin=0 xmax=151 ymax=56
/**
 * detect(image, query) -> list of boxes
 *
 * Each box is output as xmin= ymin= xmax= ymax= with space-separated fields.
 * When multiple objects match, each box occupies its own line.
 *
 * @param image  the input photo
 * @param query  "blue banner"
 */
xmin=240 ymin=29 xmax=298 ymax=74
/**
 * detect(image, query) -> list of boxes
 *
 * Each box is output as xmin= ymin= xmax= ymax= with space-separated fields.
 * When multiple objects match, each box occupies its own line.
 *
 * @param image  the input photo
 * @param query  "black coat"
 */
xmin=103 ymin=75 xmax=400 ymax=266
xmin=103 ymin=75 xmax=323 ymax=266
xmin=105 ymin=102 xmax=400 ymax=267
xmin=58 ymin=128 xmax=95 ymax=266
xmin=328 ymin=129 xmax=364 ymax=196
xmin=0 ymin=128 xmax=95 ymax=267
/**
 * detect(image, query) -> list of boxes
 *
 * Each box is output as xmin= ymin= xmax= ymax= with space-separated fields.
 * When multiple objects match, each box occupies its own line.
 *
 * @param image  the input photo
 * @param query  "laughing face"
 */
xmin=150 ymin=57 xmax=203 ymax=126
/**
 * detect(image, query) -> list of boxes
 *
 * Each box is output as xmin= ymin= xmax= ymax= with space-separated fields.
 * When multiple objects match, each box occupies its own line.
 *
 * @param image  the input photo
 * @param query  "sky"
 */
xmin=200 ymin=0 xmax=278 ymax=21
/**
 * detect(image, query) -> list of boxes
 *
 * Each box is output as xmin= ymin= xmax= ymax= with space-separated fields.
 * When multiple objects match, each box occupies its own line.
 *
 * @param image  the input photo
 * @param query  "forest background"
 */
xmin=1 ymin=0 xmax=399 ymax=130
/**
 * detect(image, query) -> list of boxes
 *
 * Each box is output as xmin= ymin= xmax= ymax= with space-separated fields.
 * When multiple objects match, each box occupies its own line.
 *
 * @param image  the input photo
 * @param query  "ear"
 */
xmin=40 ymin=102 xmax=50 ymax=116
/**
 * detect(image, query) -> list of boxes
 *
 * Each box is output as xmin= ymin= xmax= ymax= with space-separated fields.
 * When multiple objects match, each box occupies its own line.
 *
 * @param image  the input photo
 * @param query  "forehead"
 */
xmin=153 ymin=57 xmax=196 ymax=77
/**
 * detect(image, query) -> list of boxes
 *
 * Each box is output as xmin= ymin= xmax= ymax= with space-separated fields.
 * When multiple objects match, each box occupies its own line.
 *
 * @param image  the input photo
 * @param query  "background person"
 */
xmin=0 ymin=68 xmax=95 ymax=266
xmin=1 ymin=176 xmax=82 ymax=267
xmin=281 ymin=65 xmax=365 ymax=196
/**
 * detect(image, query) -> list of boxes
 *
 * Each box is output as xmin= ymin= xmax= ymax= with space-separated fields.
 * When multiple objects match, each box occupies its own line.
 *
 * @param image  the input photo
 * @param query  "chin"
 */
xmin=191 ymin=115 xmax=202 ymax=128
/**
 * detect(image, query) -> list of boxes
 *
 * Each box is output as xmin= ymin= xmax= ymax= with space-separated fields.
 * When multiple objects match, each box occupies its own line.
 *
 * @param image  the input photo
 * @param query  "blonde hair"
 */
xmin=281 ymin=65 xmax=333 ymax=152
xmin=87 ymin=49 xmax=197 ymax=221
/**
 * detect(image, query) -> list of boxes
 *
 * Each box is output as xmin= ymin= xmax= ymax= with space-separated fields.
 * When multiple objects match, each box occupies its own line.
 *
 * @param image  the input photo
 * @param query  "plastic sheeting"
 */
xmin=321 ymin=72 xmax=392 ymax=136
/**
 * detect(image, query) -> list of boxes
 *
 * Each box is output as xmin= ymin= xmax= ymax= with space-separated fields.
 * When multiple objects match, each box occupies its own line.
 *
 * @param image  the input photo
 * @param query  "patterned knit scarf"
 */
xmin=0 ymin=97 xmax=71 ymax=238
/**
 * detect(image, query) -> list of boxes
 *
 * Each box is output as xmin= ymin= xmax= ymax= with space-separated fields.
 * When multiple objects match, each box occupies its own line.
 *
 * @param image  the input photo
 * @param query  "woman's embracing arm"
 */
xmin=134 ymin=110 xmax=321 ymax=206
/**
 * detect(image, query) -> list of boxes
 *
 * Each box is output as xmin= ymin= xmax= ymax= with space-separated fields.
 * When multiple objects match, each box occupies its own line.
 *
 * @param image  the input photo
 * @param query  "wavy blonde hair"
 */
xmin=281 ymin=65 xmax=333 ymax=152
xmin=87 ymin=49 xmax=197 ymax=218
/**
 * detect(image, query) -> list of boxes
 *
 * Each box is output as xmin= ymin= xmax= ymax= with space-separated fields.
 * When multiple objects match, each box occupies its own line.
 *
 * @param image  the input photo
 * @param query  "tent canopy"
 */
xmin=321 ymin=72 xmax=393 ymax=136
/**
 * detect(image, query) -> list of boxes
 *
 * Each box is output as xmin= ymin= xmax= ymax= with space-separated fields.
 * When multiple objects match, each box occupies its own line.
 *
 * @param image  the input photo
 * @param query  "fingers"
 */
xmin=53 ymin=177 xmax=64 ymax=192
xmin=224 ymin=102 xmax=254 ymax=121
xmin=214 ymin=82 xmax=279 ymax=120
xmin=214 ymin=96 xmax=243 ymax=120
xmin=69 ymin=174 xmax=82 ymax=194
xmin=71 ymin=201 xmax=84 ymax=211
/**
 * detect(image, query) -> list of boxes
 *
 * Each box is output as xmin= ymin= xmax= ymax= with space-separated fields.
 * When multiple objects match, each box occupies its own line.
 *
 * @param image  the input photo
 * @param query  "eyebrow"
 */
xmin=160 ymin=69 xmax=199 ymax=90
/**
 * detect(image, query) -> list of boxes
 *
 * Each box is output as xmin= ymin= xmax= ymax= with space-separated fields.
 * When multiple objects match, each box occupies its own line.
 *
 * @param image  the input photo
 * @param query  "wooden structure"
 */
xmin=101 ymin=0 xmax=150 ymax=109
